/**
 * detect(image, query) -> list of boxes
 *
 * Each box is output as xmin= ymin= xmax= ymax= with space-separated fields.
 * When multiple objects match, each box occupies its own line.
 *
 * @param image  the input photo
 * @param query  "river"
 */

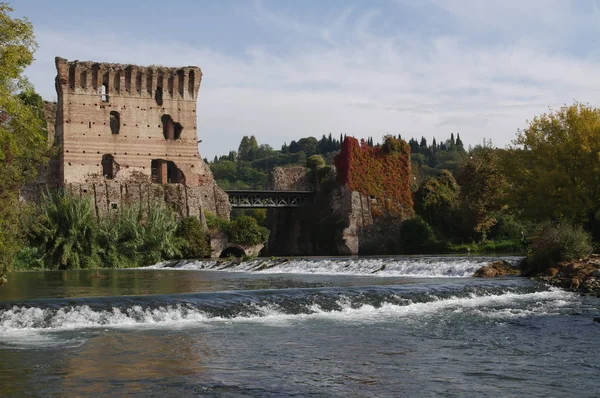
xmin=1 ymin=256 xmax=599 ymax=397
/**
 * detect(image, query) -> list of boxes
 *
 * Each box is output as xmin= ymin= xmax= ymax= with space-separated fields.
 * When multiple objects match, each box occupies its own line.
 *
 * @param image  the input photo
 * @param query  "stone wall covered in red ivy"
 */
xmin=334 ymin=136 xmax=414 ymax=219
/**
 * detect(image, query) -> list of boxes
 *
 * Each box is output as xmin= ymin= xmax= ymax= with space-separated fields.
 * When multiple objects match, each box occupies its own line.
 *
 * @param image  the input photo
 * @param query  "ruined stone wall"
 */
xmin=329 ymin=185 xmax=373 ymax=255
xmin=22 ymin=181 xmax=230 ymax=220
xmin=43 ymin=101 xmax=56 ymax=146
xmin=42 ymin=57 xmax=230 ymax=218
xmin=268 ymin=166 xmax=311 ymax=189
xmin=54 ymin=57 xmax=211 ymax=187
xmin=264 ymin=165 xmax=376 ymax=256
xmin=264 ymin=166 xmax=353 ymax=256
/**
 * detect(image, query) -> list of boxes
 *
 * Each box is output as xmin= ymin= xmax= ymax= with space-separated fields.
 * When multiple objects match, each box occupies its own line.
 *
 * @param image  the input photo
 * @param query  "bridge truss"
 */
xmin=225 ymin=189 xmax=315 ymax=208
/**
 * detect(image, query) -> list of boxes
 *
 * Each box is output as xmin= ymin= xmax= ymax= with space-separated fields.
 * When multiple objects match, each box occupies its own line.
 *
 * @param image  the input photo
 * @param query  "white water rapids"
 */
xmin=145 ymin=256 xmax=523 ymax=278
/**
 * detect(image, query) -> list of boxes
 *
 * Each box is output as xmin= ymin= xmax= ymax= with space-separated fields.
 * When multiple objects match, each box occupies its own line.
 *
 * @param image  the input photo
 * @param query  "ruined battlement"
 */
xmin=44 ymin=57 xmax=230 ymax=218
xmin=54 ymin=56 xmax=208 ymax=187
xmin=55 ymin=57 xmax=201 ymax=101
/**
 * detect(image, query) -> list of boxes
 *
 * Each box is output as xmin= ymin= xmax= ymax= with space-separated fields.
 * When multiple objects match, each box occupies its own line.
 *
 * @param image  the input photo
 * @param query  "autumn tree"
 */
xmin=415 ymin=169 xmax=460 ymax=238
xmin=511 ymin=103 xmax=600 ymax=237
xmin=0 ymin=3 xmax=49 ymax=270
xmin=456 ymin=147 xmax=507 ymax=241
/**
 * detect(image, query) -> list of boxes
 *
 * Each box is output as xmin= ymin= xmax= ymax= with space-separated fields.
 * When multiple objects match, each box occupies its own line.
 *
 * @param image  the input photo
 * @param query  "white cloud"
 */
xmin=24 ymin=2 xmax=600 ymax=158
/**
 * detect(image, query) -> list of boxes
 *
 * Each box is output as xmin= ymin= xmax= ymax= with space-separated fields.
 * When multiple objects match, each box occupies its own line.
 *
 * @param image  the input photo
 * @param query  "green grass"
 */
xmin=445 ymin=239 xmax=525 ymax=254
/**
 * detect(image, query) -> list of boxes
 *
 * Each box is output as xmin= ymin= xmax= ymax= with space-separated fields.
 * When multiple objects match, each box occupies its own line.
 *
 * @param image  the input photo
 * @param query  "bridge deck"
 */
xmin=225 ymin=189 xmax=316 ymax=208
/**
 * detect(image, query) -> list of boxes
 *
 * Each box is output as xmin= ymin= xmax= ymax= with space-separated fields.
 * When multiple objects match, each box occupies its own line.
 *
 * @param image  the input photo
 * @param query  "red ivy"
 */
xmin=334 ymin=136 xmax=414 ymax=219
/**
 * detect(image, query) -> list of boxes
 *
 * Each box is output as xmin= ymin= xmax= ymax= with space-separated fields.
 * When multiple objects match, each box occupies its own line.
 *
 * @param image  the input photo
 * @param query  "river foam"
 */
xmin=146 ymin=256 xmax=523 ymax=278
xmin=0 ymin=284 xmax=573 ymax=335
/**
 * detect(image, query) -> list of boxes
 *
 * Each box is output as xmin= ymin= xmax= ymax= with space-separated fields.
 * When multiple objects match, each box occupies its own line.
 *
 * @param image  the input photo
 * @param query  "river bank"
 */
xmin=472 ymin=255 xmax=600 ymax=297
xmin=530 ymin=255 xmax=600 ymax=297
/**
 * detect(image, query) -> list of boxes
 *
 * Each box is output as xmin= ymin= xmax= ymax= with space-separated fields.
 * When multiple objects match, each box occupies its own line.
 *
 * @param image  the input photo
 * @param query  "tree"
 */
xmin=318 ymin=134 xmax=329 ymax=154
xmin=175 ymin=216 xmax=210 ymax=259
xmin=227 ymin=215 xmax=269 ymax=246
xmin=210 ymin=160 xmax=237 ymax=182
xmin=0 ymin=4 xmax=49 ymax=270
xmin=289 ymin=140 xmax=300 ymax=153
xmin=248 ymin=135 xmax=259 ymax=160
xmin=456 ymin=133 xmax=464 ymax=151
xmin=254 ymin=144 xmax=273 ymax=160
xmin=238 ymin=136 xmax=251 ymax=161
xmin=415 ymin=170 xmax=460 ymax=238
xmin=296 ymin=137 xmax=318 ymax=156
xmin=457 ymin=147 xmax=507 ymax=241
xmin=449 ymin=133 xmax=456 ymax=151
xmin=307 ymin=154 xmax=325 ymax=170
xmin=408 ymin=138 xmax=419 ymax=154
xmin=510 ymin=103 xmax=600 ymax=238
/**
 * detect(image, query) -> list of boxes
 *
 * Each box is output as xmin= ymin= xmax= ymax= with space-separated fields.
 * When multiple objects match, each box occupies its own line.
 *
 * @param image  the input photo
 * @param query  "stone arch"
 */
xmin=220 ymin=246 xmax=246 ymax=258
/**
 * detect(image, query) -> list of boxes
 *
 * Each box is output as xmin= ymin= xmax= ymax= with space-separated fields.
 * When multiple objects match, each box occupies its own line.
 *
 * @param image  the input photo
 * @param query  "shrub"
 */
xmin=96 ymin=203 xmax=144 ymax=268
xmin=227 ymin=215 xmax=270 ymax=246
xmin=176 ymin=216 xmax=210 ymax=259
xmin=29 ymin=191 xmax=100 ymax=270
xmin=488 ymin=212 xmax=531 ymax=241
xmin=526 ymin=221 xmax=593 ymax=272
xmin=307 ymin=154 xmax=325 ymax=170
xmin=138 ymin=201 xmax=180 ymax=265
xmin=399 ymin=216 xmax=435 ymax=254
xmin=205 ymin=211 xmax=230 ymax=233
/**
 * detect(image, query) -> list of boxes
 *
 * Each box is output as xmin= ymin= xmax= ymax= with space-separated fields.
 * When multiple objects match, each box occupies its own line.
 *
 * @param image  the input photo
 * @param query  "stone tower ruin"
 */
xmin=44 ymin=57 xmax=229 ymax=218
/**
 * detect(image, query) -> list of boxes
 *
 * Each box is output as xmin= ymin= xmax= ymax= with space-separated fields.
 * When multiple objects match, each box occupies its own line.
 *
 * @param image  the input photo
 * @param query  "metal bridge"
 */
xmin=225 ymin=185 xmax=317 ymax=208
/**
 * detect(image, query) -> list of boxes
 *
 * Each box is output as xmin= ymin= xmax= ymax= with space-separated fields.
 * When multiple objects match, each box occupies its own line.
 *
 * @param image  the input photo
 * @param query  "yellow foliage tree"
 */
xmin=510 ymin=103 xmax=600 ymax=234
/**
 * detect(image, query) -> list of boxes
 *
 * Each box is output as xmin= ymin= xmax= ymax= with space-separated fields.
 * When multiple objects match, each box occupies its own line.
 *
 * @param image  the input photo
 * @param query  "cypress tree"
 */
xmin=456 ymin=133 xmax=465 ymax=151
xmin=449 ymin=133 xmax=456 ymax=151
xmin=238 ymin=136 xmax=251 ymax=161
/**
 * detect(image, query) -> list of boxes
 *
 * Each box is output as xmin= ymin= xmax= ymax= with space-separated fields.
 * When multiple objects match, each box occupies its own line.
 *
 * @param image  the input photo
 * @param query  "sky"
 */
xmin=13 ymin=0 xmax=600 ymax=159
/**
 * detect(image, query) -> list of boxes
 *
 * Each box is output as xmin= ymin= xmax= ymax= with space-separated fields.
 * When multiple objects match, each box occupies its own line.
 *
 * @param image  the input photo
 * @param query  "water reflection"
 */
xmin=62 ymin=331 xmax=211 ymax=395
xmin=0 ymin=270 xmax=212 ymax=301
xmin=0 ymin=269 xmax=416 ymax=302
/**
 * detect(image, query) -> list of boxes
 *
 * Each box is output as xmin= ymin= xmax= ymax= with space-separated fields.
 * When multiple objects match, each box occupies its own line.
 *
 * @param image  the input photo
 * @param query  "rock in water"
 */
xmin=473 ymin=260 xmax=521 ymax=278
xmin=593 ymin=317 xmax=600 ymax=324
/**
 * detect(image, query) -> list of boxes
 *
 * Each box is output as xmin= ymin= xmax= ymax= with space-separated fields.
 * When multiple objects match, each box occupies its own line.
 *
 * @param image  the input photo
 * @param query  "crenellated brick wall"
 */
xmin=27 ymin=57 xmax=231 ymax=220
